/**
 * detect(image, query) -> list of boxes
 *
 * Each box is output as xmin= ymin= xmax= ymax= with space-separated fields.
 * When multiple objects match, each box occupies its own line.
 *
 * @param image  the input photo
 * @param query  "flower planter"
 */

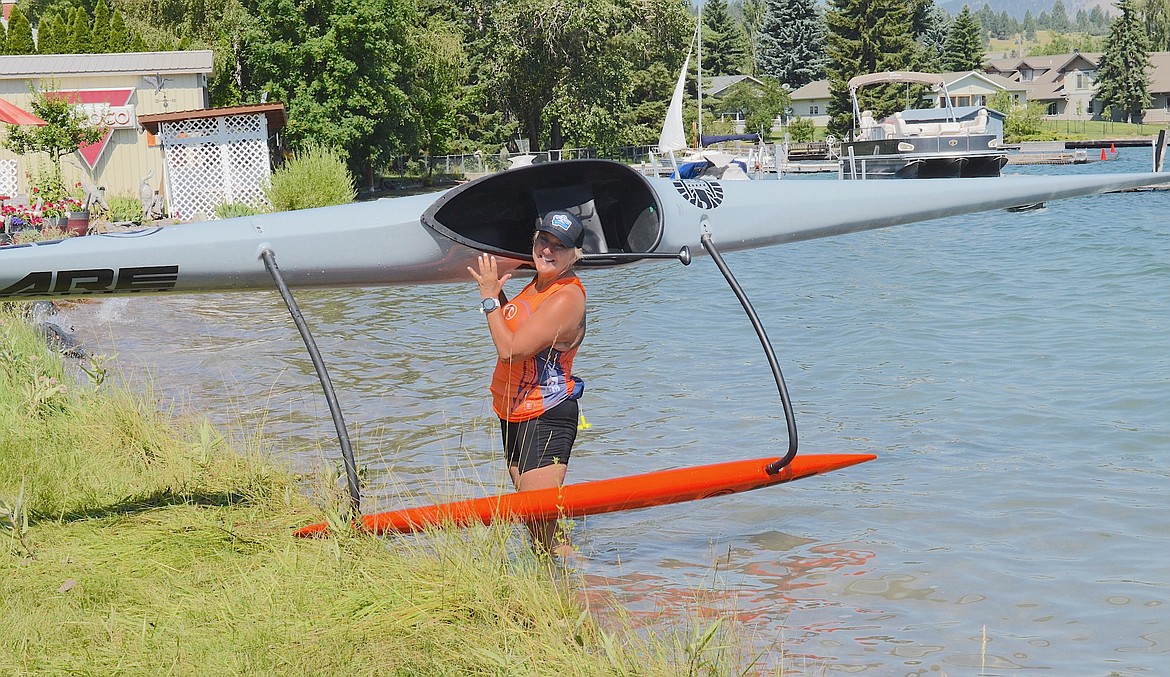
xmin=66 ymin=210 xmax=90 ymax=237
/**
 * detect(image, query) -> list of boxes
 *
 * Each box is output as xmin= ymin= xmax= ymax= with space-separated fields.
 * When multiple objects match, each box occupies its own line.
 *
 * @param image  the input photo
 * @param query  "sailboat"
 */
xmin=656 ymin=12 xmax=770 ymax=180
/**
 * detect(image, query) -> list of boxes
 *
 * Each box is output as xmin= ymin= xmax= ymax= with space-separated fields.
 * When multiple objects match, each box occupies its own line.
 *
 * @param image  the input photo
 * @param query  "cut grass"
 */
xmin=0 ymin=305 xmax=759 ymax=675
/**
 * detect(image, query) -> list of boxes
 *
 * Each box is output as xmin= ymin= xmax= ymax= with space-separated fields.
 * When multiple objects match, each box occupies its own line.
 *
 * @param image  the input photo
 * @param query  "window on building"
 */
xmin=1076 ymin=74 xmax=1085 ymax=90
xmin=810 ymin=105 xmax=819 ymax=115
xmin=1047 ymin=102 xmax=1058 ymax=115
xmin=1022 ymin=69 xmax=1033 ymax=82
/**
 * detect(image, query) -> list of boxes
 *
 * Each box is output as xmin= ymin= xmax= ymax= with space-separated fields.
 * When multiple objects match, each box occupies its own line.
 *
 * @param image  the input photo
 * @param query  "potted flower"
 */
xmin=41 ymin=197 xmax=69 ymax=230
xmin=64 ymin=196 xmax=89 ymax=237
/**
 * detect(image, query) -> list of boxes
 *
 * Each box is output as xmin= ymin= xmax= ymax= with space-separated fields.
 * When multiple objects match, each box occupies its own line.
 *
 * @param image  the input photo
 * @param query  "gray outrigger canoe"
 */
xmin=5 ymin=158 xmax=1170 ymax=524
xmin=3 ymin=159 xmax=1170 ymax=300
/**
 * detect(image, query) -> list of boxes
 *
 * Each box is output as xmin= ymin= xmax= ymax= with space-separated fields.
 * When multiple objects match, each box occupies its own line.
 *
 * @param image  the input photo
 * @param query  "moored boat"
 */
xmin=839 ymin=72 xmax=1008 ymax=180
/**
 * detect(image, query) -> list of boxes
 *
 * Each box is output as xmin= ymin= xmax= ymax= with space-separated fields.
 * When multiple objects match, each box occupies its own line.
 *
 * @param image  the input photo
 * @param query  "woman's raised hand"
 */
xmin=468 ymin=253 xmax=511 ymax=299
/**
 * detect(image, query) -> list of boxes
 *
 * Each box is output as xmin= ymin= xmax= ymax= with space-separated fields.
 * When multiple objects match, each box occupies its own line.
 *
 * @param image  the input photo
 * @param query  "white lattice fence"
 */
xmin=160 ymin=113 xmax=272 ymax=220
xmin=0 ymin=159 xmax=18 ymax=199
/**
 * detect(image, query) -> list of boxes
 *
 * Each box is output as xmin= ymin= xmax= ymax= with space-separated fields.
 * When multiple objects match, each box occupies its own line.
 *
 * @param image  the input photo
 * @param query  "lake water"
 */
xmin=59 ymin=149 xmax=1170 ymax=675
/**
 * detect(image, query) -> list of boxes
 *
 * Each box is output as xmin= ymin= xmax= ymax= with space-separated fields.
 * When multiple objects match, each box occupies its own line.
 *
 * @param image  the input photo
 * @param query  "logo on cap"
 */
xmin=550 ymin=213 xmax=574 ymax=231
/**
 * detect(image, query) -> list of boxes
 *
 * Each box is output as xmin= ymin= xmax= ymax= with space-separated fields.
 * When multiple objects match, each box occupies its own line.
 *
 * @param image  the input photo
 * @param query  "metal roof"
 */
xmin=137 ymin=103 xmax=287 ymax=133
xmin=0 ymin=51 xmax=214 ymax=79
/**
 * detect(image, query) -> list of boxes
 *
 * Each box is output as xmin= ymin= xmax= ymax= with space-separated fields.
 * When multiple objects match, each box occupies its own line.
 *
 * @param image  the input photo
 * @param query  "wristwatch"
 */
xmin=479 ymin=297 xmax=501 ymax=314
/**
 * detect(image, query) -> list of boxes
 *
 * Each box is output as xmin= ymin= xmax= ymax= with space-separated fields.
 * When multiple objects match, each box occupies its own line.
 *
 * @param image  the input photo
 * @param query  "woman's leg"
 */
xmin=516 ymin=462 xmax=570 ymax=555
xmin=501 ymin=400 xmax=577 ymax=556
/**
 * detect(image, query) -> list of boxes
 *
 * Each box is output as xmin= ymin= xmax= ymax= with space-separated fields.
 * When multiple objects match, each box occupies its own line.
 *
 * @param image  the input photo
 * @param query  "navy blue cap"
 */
xmin=537 ymin=210 xmax=585 ymax=249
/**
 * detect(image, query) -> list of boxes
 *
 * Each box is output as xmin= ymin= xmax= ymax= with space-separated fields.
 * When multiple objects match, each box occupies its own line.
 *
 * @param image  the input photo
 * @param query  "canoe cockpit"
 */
xmin=421 ymin=160 xmax=664 ymax=266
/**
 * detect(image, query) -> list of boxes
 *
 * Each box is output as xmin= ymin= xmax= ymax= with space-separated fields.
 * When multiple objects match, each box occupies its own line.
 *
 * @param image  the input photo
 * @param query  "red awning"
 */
xmin=0 ymin=99 xmax=46 ymax=126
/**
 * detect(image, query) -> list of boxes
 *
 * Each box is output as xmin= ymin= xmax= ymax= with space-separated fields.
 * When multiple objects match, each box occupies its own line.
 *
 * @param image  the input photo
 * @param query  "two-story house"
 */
xmin=986 ymin=51 xmax=1170 ymax=123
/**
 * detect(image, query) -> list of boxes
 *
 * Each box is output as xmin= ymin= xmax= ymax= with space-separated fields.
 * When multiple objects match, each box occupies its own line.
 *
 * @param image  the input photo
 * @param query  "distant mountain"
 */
xmin=939 ymin=0 xmax=1115 ymax=20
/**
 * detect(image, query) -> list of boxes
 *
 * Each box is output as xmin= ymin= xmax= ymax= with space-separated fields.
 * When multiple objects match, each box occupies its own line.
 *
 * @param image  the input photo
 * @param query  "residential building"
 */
xmin=1 ymin=51 xmax=285 ymax=219
xmin=985 ymin=51 xmax=1170 ymax=123
xmin=1 ymin=51 xmax=214 ymax=202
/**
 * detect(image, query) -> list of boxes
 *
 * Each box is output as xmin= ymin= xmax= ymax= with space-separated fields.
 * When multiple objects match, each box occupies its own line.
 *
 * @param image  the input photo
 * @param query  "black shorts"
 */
xmin=501 ymin=398 xmax=578 ymax=475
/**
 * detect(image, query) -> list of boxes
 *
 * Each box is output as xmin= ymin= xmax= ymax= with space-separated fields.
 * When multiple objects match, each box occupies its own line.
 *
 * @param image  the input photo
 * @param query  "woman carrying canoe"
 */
xmin=468 ymin=210 xmax=587 ymax=556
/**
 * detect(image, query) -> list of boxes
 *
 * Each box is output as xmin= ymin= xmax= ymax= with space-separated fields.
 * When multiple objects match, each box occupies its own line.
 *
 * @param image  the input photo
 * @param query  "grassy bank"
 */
xmin=0 ymin=306 xmax=749 ymax=675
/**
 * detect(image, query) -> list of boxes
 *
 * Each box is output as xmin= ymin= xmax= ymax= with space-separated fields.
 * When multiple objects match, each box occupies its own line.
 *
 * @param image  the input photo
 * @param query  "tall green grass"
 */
xmin=0 ymin=305 xmax=763 ymax=675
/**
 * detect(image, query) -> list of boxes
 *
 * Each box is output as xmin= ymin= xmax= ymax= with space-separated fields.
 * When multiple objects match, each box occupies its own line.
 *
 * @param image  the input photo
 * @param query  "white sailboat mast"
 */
xmin=697 ymin=1 xmax=703 ymax=146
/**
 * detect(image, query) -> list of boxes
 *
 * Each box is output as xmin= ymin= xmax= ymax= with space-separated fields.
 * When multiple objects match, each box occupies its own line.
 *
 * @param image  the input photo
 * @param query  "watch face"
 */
xmin=481 ymin=298 xmax=499 ymax=312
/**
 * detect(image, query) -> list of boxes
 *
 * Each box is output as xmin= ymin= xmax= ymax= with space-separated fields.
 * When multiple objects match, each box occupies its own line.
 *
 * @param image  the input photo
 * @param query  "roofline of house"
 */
xmin=137 ymin=103 xmax=287 ymax=134
xmin=0 ymin=51 xmax=215 ymax=79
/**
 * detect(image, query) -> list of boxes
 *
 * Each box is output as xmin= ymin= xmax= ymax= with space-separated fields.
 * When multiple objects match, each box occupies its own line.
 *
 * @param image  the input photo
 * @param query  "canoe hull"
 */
xmin=292 ymin=453 xmax=876 ymax=537
xmin=4 ymin=160 xmax=1170 ymax=301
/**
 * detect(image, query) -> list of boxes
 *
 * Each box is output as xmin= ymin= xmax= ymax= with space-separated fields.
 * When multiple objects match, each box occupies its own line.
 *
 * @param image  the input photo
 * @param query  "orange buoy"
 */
xmin=1110 ymin=142 xmax=1117 ymax=154
xmin=1101 ymin=148 xmax=1108 ymax=161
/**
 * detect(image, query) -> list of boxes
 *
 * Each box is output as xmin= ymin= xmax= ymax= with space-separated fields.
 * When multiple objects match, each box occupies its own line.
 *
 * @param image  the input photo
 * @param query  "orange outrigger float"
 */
xmin=293 ymin=454 xmax=875 ymax=537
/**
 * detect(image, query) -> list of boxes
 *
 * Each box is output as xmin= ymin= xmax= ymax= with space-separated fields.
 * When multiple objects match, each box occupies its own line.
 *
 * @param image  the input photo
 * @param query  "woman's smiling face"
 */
xmin=532 ymin=231 xmax=574 ymax=277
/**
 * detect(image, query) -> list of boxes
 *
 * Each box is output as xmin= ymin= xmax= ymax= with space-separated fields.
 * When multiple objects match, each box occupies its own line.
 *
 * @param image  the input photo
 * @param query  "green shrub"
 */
xmin=264 ymin=143 xmax=357 ymax=211
xmin=788 ymin=117 xmax=815 ymax=143
xmin=214 ymin=201 xmax=266 ymax=219
xmin=104 ymin=194 xmax=142 ymax=224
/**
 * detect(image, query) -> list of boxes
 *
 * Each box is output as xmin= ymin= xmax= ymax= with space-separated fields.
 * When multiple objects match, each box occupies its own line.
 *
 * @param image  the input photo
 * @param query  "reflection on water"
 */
xmin=59 ymin=151 xmax=1170 ymax=673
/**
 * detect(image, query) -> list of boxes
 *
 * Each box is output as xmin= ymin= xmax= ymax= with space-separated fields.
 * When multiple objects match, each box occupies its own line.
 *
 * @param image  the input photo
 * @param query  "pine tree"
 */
xmin=943 ymin=5 xmax=983 ymax=72
xmin=108 ymin=10 xmax=130 ymax=53
xmin=129 ymin=30 xmax=148 ymax=53
xmin=916 ymin=3 xmax=951 ymax=73
xmin=1 ymin=17 xmax=7 ymax=55
xmin=1050 ymin=0 xmax=1071 ymax=32
xmin=756 ymin=0 xmax=826 ymax=88
xmin=702 ymin=0 xmax=751 ymax=76
xmin=92 ymin=0 xmax=111 ymax=53
xmin=48 ymin=13 xmax=70 ymax=54
xmin=5 ymin=6 xmax=37 ymax=55
xmin=1023 ymin=11 xmax=1037 ymax=40
xmin=34 ymin=12 xmax=52 ymax=53
xmin=825 ymin=0 xmax=918 ymax=136
xmin=70 ymin=7 xmax=93 ymax=53
xmin=1095 ymin=0 xmax=1151 ymax=123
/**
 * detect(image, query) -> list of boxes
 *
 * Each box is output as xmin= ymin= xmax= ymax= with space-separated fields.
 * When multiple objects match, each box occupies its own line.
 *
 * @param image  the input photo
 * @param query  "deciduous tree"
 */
xmin=718 ymin=76 xmax=789 ymax=134
xmin=3 ymin=85 xmax=108 ymax=170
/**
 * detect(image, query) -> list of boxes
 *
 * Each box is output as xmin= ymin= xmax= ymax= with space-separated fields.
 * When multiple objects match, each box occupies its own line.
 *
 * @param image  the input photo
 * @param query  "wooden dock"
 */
xmin=1005 ymin=141 xmax=1092 ymax=165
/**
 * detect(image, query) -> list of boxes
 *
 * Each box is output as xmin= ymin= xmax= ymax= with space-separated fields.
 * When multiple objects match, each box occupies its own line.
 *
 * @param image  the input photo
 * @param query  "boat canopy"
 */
xmin=700 ymin=133 xmax=761 ymax=147
xmin=847 ymin=71 xmax=946 ymax=91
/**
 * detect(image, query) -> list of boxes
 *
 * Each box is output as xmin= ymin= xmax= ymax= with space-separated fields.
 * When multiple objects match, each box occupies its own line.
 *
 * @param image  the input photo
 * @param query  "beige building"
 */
xmin=0 ymin=51 xmax=213 ymax=206
xmin=985 ymin=53 xmax=1101 ymax=119
xmin=985 ymin=51 xmax=1170 ymax=123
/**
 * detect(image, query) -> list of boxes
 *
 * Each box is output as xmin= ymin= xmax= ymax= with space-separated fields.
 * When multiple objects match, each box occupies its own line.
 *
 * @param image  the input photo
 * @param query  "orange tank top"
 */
xmin=490 ymin=275 xmax=586 ymax=422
